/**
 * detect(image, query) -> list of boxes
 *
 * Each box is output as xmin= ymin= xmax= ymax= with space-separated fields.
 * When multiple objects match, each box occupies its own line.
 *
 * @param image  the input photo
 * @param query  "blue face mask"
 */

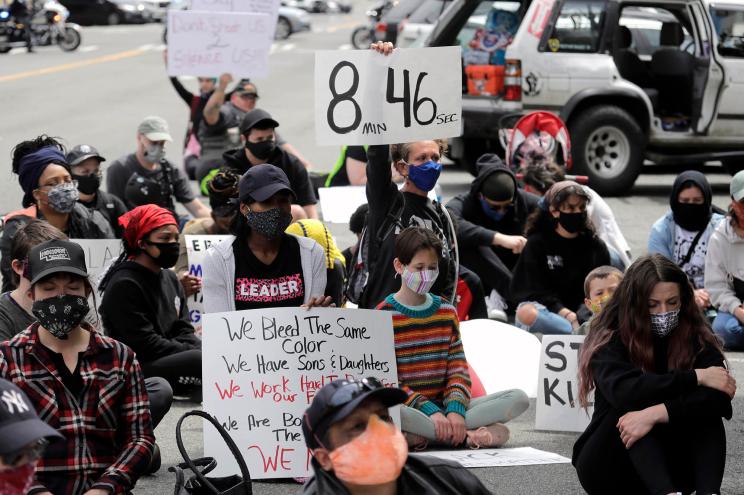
xmin=480 ymin=196 xmax=510 ymax=222
xmin=406 ymin=160 xmax=442 ymax=192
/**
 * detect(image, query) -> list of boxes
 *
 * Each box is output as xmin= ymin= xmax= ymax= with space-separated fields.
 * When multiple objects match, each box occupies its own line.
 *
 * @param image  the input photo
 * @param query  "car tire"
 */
xmin=722 ymin=159 xmax=744 ymax=176
xmin=58 ymin=26 xmax=82 ymax=51
xmin=275 ymin=16 xmax=292 ymax=40
xmin=107 ymin=12 xmax=122 ymax=25
xmin=570 ymin=105 xmax=645 ymax=196
xmin=351 ymin=26 xmax=372 ymax=49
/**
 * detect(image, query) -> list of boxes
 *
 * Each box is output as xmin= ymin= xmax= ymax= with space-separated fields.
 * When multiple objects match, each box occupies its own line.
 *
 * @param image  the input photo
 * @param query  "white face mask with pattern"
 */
xmin=650 ymin=309 xmax=680 ymax=337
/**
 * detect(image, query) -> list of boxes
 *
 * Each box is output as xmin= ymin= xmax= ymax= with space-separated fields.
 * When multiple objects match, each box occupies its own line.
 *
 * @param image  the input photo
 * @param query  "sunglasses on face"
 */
xmin=237 ymin=92 xmax=258 ymax=100
xmin=1 ymin=439 xmax=48 ymax=467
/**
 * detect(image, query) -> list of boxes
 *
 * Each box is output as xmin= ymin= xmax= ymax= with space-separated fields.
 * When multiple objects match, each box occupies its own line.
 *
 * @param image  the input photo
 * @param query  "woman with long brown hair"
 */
xmin=573 ymin=254 xmax=735 ymax=495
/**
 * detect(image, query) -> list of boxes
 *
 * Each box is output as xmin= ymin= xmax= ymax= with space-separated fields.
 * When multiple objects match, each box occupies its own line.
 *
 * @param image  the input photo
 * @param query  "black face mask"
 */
xmin=558 ymin=211 xmax=587 ymax=234
xmin=32 ymin=294 xmax=90 ymax=340
xmin=672 ymin=202 xmax=710 ymax=232
xmin=72 ymin=173 xmax=101 ymax=195
xmin=245 ymin=207 xmax=292 ymax=239
xmin=145 ymin=241 xmax=180 ymax=269
xmin=245 ymin=140 xmax=276 ymax=160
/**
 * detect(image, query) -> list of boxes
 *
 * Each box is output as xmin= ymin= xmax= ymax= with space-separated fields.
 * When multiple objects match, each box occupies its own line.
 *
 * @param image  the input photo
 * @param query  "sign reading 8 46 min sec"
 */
xmin=314 ymin=46 xmax=462 ymax=146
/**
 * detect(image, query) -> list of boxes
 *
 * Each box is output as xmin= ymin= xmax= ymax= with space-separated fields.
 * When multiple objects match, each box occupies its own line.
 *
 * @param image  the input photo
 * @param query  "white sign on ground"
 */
xmin=419 ymin=447 xmax=571 ymax=468
xmin=315 ymin=46 xmax=462 ymax=145
xmin=70 ymin=239 xmax=123 ymax=290
xmin=535 ymin=335 xmax=593 ymax=432
xmin=318 ymin=185 xmax=438 ymax=223
xmin=202 ymin=307 xmax=399 ymax=478
xmin=167 ymin=10 xmax=272 ymax=78
xmin=190 ymin=0 xmax=280 ymax=40
xmin=184 ymin=235 xmax=231 ymax=334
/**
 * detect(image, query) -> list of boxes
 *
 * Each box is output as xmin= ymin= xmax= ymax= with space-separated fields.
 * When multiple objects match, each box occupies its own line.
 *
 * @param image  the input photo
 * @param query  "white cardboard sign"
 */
xmin=70 ymin=239 xmax=124 ymax=290
xmin=314 ymin=47 xmax=463 ymax=145
xmin=190 ymin=0 xmax=280 ymax=41
xmin=167 ymin=10 xmax=272 ymax=78
xmin=318 ymin=185 xmax=438 ymax=223
xmin=419 ymin=447 xmax=571 ymax=468
xmin=202 ymin=307 xmax=399 ymax=479
xmin=535 ymin=335 xmax=593 ymax=432
xmin=184 ymin=235 xmax=231 ymax=334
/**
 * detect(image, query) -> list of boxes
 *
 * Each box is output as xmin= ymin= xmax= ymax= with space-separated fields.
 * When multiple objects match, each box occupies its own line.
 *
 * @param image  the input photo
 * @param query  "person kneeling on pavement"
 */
xmin=378 ymin=227 xmax=529 ymax=450
xmin=301 ymin=377 xmax=493 ymax=494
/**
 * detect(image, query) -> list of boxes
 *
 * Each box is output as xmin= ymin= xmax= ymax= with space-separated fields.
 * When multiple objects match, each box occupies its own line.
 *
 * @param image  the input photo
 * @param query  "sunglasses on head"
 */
xmin=1 ymin=438 xmax=48 ymax=467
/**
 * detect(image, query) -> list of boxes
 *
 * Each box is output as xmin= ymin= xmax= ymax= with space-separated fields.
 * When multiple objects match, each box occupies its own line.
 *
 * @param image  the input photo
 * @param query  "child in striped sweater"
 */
xmin=378 ymin=226 xmax=529 ymax=449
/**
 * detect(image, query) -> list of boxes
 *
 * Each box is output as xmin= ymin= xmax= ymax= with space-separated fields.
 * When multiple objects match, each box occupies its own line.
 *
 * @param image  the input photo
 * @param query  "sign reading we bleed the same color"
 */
xmin=202 ymin=307 xmax=399 ymax=479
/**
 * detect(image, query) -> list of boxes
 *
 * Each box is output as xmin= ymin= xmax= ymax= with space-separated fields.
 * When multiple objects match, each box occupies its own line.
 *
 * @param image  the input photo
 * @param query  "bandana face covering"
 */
xmin=32 ymin=294 xmax=90 ymax=340
xmin=650 ymin=309 xmax=680 ymax=337
xmin=403 ymin=267 xmax=439 ymax=295
xmin=329 ymin=415 xmax=408 ymax=485
xmin=589 ymin=294 xmax=611 ymax=314
xmin=0 ymin=463 xmax=35 ymax=495
xmin=46 ymin=182 xmax=79 ymax=214
xmin=245 ymin=207 xmax=293 ymax=239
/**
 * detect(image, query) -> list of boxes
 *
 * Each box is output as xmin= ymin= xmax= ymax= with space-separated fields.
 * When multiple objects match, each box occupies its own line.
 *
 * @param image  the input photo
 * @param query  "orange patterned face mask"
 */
xmin=329 ymin=414 xmax=408 ymax=485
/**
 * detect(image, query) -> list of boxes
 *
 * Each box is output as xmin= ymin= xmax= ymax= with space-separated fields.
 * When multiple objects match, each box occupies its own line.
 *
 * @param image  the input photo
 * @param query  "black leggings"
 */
xmin=574 ymin=410 xmax=726 ymax=495
xmin=144 ymin=377 xmax=173 ymax=428
xmin=141 ymin=349 xmax=202 ymax=394
xmin=459 ymin=246 xmax=512 ymax=303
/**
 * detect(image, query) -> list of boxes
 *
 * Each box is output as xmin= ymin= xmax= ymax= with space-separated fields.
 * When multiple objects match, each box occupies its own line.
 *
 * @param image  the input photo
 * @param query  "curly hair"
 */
xmin=390 ymin=139 xmax=448 ymax=163
xmin=11 ymin=135 xmax=66 ymax=174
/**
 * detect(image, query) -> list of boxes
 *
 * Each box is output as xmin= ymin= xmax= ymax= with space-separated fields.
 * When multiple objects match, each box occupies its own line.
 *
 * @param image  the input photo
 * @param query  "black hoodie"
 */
xmin=218 ymin=147 xmax=317 ymax=206
xmin=669 ymin=170 xmax=715 ymax=232
xmin=446 ymin=154 xmax=540 ymax=269
xmin=100 ymin=261 xmax=200 ymax=363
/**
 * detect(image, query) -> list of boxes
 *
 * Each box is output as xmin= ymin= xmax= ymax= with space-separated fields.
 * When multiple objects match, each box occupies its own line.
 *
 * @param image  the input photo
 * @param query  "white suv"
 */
xmin=428 ymin=0 xmax=744 ymax=195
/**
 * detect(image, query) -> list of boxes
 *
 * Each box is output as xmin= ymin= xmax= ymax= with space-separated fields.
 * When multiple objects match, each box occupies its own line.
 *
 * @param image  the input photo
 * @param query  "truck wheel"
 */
xmin=570 ymin=106 xmax=645 ymax=196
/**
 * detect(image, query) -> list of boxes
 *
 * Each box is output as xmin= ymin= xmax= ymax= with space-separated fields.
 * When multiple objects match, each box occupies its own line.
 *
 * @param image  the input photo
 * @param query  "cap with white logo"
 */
xmin=0 ymin=378 xmax=63 ymax=455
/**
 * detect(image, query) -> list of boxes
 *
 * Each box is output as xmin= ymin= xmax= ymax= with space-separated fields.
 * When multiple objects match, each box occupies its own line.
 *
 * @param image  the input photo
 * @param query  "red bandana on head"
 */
xmin=119 ymin=204 xmax=177 ymax=251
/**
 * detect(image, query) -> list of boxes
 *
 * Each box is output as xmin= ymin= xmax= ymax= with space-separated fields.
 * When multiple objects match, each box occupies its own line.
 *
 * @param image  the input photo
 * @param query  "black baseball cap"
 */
xmin=239 ymin=108 xmax=279 ymax=135
xmin=0 ymin=378 xmax=63 ymax=455
xmin=67 ymin=144 xmax=106 ymax=167
xmin=239 ymin=164 xmax=295 ymax=203
xmin=27 ymin=240 xmax=88 ymax=286
xmin=302 ymin=377 xmax=407 ymax=449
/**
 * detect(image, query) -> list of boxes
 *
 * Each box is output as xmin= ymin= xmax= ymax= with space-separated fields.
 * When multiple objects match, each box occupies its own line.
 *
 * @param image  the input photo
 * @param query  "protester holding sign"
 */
xmin=0 ymin=239 xmax=156 ymax=494
xmin=512 ymin=181 xmax=611 ymax=334
xmin=99 ymin=205 xmax=202 ymax=396
xmin=574 ymin=254 xmax=735 ymax=495
xmin=1 ymin=136 xmax=115 ymax=292
xmin=202 ymin=164 xmax=331 ymax=313
xmin=301 ymin=377 xmax=493 ymax=494
xmin=447 ymin=153 xmax=539 ymax=306
xmin=649 ymin=171 xmax=723 ymax=309
xmin=378 ymin=227 xmax=529 ymax=449
xmin=0 ymin=220 xmax=66 ymax=341
xmin=67 ymin=144 xmax=129 ymax=238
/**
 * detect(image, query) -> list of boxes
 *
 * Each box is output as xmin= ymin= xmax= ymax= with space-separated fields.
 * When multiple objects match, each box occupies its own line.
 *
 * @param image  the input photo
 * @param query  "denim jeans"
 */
xmin=515 ymin=302 xmax=573 ymax=335
xmin=712 ymin=311 xmax=744 ymax=350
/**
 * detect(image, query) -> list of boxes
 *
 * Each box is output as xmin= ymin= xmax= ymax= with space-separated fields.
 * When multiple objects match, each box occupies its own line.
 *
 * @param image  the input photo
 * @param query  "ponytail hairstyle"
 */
xmin=577 ymin=254 xmax=724 ymax=408
xmin=524 ymin=181 xmax=592 ymax=237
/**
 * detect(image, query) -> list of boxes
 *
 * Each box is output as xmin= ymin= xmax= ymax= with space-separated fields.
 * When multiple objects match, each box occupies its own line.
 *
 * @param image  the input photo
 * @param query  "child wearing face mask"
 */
xmin=99 ymin=204 xmax=202 ymax=397
xmin=377 ymin=227 xmax=529 ymax=450
xmin=574 ymin=266 xmax=623 ymax=336
xmin=511 ymin=181 xmax=611 ymax=335
xmin=0 ymin=239 xmax=156 ymax=494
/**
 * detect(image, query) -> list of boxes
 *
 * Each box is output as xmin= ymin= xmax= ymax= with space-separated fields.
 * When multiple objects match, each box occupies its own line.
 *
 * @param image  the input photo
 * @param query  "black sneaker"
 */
xmin=146 ymin=443 xmax=161 ymax=474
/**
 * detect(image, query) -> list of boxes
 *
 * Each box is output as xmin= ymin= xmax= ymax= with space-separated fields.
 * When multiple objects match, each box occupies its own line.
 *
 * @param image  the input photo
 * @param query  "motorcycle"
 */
xmin=0 ymin=0 xmax=82 ymax=53
xmin=350 ymin=0 xmax=391 ymax=49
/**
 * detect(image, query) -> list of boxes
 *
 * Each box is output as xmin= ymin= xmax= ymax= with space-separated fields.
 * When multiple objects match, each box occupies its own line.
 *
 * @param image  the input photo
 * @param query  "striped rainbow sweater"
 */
xmin=377 ymin=294 xmax=472 ymax=417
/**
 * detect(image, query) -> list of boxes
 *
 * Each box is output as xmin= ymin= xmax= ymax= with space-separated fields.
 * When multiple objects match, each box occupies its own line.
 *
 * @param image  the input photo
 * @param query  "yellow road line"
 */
xmin=325 ymin=21 xmax=359 ymax=33
xmin=0 ymin=47 xmax=148 ymax=83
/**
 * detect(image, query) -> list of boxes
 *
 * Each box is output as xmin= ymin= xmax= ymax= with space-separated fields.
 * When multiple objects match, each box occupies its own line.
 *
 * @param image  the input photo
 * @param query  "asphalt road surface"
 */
xmin=1 ymin=8 xmax=742 ymax=494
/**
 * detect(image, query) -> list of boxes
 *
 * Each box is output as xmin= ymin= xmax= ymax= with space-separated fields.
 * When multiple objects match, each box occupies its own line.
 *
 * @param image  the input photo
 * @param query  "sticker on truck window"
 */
xmin=548 ymin=38 xmax=560 ymax=52
xmin=528 ymin=0 xmax=554 ymax=38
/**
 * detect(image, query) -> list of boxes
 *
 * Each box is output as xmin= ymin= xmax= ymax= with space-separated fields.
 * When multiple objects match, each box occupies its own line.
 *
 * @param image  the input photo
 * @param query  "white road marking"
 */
xmin=338 ymin=43 xmax=352 ymax=50
xmin=281 ymin=43 xmax=295 ymax=51
xmin=79 ymin=45 xmax=99 ymax=53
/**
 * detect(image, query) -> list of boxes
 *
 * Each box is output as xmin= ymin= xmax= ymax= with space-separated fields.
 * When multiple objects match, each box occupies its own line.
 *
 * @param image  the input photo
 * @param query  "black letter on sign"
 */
xmin=327 ymin=61 xmax=362 ymax=134
xmin=544 ymin=341 xmax=567 ymax=372
xmin=544 ymin=378 xmax=565 ymax=406
xmin=386 ymin=68 xmax=411 ymax=128
xmin=413 ymin=72 xmax=437 ymax=125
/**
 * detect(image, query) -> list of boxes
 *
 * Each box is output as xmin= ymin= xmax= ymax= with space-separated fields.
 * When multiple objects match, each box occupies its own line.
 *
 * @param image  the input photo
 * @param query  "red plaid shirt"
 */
xmin=0 ymin=323 xmax=155 ymax=495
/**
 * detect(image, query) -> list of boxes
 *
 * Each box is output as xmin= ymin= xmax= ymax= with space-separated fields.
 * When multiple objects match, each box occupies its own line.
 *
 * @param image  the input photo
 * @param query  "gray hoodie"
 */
xmin=202 ymin=234 xmax=327 ymax=313
xmin=705 ymin=218 xmax=744 ymax=314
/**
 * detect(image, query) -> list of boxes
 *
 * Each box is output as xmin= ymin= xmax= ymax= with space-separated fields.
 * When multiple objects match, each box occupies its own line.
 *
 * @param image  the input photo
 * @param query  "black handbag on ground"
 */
xmin=170 ymin=410 xmax=253 ymax=495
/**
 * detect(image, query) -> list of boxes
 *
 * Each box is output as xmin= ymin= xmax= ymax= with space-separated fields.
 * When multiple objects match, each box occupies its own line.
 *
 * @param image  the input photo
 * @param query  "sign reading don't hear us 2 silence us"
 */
xmin=314 ymin=46 xmax=462 ymax=145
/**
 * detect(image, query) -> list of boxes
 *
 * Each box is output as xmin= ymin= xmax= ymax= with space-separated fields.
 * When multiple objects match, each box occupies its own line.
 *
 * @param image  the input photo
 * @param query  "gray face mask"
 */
xmin=46 ymin=182 xmax=79 ymax=213
xmin=144 ymin=143 xmax=166 ymax=163
xmin=650 ymin=309 xmax=680 ymax=337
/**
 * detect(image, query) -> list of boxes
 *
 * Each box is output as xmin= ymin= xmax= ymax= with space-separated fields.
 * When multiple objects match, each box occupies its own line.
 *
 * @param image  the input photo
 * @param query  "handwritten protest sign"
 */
xmin=184 ymin=235 xmax=231 ymax=334
xmin=167 ymin=10 xmax=272 ymax=78
xmin=314 ymin=47 xmax=462 ymax=145
xmin=70 ymin=239 xmax=123 ymax=290
xmin=202 ymin=307 xmax=399 ymax=478
xmin=535 ymin=335 xmax=593 ymax=432
xmin=420 ymin=447 xmax=571 ymax=468
xmin=318 ymin=185 xmax=438 ymax=223
xmin=190 ymin=0 xmax=281 ymax=41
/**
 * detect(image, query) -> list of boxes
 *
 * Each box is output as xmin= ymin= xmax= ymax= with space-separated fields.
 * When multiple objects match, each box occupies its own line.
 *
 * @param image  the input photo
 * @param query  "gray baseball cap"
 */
xmin=732 ymin=170 xmax=744 ymax=202
xmin=137 ymin=116 xmax=173 ymax=142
